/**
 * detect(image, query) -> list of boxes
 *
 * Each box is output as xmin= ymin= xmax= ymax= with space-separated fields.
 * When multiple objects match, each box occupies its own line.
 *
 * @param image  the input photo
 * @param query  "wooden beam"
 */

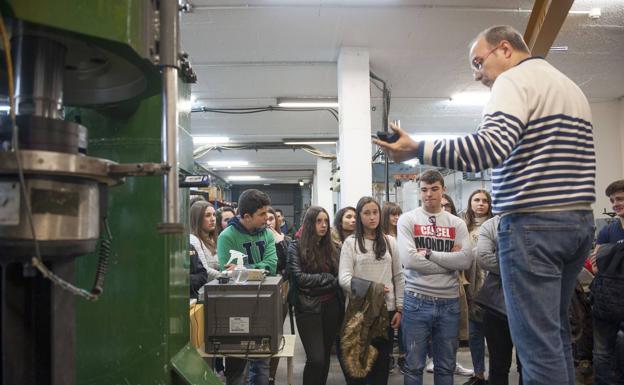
xmin=524 ymin=0 xmax=574 ymax=58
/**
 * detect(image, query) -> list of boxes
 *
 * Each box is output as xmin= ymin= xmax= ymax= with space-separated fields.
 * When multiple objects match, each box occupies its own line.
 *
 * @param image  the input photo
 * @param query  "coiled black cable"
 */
xmin=90 ymin=219 xmax=112 ymax=297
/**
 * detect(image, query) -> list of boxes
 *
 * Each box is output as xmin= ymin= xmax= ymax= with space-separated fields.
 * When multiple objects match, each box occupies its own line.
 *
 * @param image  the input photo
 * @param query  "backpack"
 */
xmin=590 ymin=241 xmax=624 ymax=322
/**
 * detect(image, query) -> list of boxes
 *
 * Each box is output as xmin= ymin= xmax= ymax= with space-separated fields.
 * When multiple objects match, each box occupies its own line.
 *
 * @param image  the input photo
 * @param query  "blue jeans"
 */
xmin=498 ymin=211 xmax=594 ymax=385
xmin=468 ymin=318 xmax=486 ymax=375
xmin=593 ymin=316 xmax=624 ymax=385
xmin=401 ymin=292 xmax=459 ymax=385
xmin=225 ymin=358 xmax=270 ymax=385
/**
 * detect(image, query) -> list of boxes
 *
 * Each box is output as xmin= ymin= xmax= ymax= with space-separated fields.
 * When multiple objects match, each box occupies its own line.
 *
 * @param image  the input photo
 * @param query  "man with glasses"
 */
xmin=376 ymin=25 xmax=595 ymax=385
xmin=397 ymin=170 xmax=472 ymax=385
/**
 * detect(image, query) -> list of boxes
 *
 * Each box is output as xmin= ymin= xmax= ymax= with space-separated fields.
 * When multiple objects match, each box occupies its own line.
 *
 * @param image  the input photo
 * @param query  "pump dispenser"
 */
xmin=226 ymin=250 xmax=249 ymax=284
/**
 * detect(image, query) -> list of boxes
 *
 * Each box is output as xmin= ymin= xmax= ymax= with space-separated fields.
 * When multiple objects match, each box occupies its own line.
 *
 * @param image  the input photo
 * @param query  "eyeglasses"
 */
xmin=471 ymin=44 xmax=502 ymax=71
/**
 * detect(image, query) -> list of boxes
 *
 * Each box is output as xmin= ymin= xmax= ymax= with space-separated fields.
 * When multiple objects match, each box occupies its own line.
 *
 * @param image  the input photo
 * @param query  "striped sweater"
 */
xmin=417 ymin=57 xmax=595 ymax=214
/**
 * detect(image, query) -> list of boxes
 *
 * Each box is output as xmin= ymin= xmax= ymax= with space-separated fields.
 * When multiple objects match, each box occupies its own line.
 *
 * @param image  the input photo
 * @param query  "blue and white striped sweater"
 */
xmin=418 ymin=58 xmax=595 ymax=214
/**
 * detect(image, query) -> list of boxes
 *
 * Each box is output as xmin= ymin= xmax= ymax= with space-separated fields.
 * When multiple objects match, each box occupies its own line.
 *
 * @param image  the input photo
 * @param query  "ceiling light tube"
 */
xmin=283 ymin=138 xmax=338 ymax=145
xmin=277 ymin=97 xmax=339 ymax=108
xmin=450 ymin=92 xmax=491 ymax=106
xmin=193 ymin=136 xmax=230 ymax=145
xmin=207 ymin=160 xmax=249 ymax=167
xmin=227 ymin=175 xmax=262 ymax=181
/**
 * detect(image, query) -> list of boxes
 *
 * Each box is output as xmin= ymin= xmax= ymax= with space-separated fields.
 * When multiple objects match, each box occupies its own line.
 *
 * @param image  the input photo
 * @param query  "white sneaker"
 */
xmin=425 ymin=360 xmax=434 ymax=373
xmin=454 ymin=363 xmax=474 ymax=376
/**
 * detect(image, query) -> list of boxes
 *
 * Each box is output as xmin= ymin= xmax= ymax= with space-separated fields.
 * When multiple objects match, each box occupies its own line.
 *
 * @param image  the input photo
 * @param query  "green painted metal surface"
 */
xmin=171 ymin=344 xmax=222 ymax=385
xmin=4 ymin=0 xmax=149 ymax=57
xmin=69 ymin=87 xmax=216 ymax=384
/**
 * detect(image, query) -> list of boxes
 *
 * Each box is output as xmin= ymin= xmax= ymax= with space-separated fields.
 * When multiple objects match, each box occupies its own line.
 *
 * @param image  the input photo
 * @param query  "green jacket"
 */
xmin=217 ymin=216 xmax=277 ymax=275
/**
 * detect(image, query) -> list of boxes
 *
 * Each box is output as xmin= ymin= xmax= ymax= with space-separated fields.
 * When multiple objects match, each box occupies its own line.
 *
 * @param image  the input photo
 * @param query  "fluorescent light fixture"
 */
xmin=207 ymin=160 xmax=249 ymax=168
xmin=0 ymin=105 xmax=10 ymax=112
xmin=227 ymin=175 xmax=262 ymax=181
xmin=450 ymin=91 xmax=491 ymax=106
xmin=283 ymin=137 xmax=338 ymax=145
xmin=193 ymin=136 xmax=230 ymax=145
xmin=277 ymin=98 xmax=339 ymax=108
xmin=410 ymin=133 xmax=462 ymax=142
xmin=588 ymin=7 xmax=601 ymax=19
xmin=403 ymin=159 xmax=420 ymax=167
xmin=549 ymin=46 xmax=569 ymax=52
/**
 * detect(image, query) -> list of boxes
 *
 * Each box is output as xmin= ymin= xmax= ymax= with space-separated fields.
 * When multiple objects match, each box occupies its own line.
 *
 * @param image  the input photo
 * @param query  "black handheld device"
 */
xmin=375 ymin=130 xmax=400 ymax=143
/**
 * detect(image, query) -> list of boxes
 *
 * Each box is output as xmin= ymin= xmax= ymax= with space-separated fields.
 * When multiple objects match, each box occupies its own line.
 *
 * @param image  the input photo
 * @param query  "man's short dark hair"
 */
xmin=419 ymin=170 xmax=445 ymax=187
xmin=605 ymin=180 xmax=624 ymax=197
xmin=275 ymin=208 xmax=284 ymax=215
xmin=238 ymin=189 xmax=271 ymax=217
xmin=476 ymin=25 xmax=530 ymax=54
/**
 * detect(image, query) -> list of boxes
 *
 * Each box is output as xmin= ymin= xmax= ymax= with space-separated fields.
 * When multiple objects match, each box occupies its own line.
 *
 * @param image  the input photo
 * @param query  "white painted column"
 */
xmin=337 ymin=47 xmax=372 ymax=208
xmin=313 ymin=158 xmax=334 ymax=214
xmin=620 ymin=98 xmax=624 ymax=177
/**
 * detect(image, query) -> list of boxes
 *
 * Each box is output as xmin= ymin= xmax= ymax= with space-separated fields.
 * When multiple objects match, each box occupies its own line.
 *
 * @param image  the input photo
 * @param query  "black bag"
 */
xmin=474 ymin=272 xmax=507 ymax=318
xmin=590 ymin=241 xmax=624 ymax=322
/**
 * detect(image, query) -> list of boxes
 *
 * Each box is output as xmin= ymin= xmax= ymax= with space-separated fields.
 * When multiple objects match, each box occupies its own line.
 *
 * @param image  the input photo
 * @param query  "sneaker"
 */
xmin=455 ymin=363 xmax=475 ymax=377
xmin=461 ymin=376 xmax=486 ymax=385
xmin=398 ymin=357 xmax=407 ymax=374
xmin=425 ymin=360 xmax=434 ymax=373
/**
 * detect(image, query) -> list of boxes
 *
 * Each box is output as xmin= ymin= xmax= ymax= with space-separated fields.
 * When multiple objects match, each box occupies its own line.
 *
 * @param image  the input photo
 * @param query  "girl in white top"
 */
xmin=189 ymin=201 xmax=221 ymax=282
xmin=339 ymin=196 xmax=405 ymax=385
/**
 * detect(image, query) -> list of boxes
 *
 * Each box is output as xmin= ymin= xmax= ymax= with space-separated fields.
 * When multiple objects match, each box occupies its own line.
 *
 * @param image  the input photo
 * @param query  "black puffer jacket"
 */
xmin=286 ymin=239 xmax=340 ymax=314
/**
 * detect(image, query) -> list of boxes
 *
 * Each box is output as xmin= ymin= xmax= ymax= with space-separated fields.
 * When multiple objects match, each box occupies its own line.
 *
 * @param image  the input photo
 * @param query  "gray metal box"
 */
xmin=204 ymin=275 xmax=284 ymax=354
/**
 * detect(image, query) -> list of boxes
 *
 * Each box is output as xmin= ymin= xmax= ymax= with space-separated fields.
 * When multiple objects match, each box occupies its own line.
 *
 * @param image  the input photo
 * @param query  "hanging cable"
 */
xmin=192 ymin=105 xmax=339 ymax=121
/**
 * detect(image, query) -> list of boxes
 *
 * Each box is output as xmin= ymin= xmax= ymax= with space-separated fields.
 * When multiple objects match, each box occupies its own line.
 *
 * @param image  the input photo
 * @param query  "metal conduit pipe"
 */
xmin=159 ymin=0 xmax=182 ymax=229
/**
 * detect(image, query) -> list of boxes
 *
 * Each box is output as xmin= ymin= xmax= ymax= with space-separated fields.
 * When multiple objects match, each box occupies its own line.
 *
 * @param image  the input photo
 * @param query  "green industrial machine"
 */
xmin=0 ymin=1 xmax=218 ymax=384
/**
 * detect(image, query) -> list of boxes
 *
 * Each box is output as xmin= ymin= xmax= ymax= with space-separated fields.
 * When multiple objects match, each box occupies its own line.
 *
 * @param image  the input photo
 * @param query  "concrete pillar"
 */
xmin=313 ymin=158 xmax=333 ymax=215
xmin=337 ymin=47 xmax=372 ymax=208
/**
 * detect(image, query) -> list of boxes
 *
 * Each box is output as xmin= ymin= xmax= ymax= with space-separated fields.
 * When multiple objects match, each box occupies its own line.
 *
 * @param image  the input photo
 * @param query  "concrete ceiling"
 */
xmin=181 ymin=0 xmax=624 ymax=184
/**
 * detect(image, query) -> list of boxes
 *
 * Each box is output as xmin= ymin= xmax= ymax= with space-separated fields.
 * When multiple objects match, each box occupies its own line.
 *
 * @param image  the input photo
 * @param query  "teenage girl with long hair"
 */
xmin=462 ymin=189 xmax=494 ymax=385
xmin=189 ymin=201 xmax=221 ymax=292
xmin=381 ymin=202 xmax=402 ymax=238
xmin=287 ymin=206 xmax=342 ymax=385
xmin=331 ymin=206 xmax=356 ymax=248
xmin=339 ymin=197 xmax=405 ymax=385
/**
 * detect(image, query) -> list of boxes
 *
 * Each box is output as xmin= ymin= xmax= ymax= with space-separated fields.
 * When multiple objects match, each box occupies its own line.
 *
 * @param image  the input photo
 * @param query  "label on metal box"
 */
xmin=0 ymin=182 xmax=20 ymax=225
xmin=229 ymin=317 xmax=249 ymax=334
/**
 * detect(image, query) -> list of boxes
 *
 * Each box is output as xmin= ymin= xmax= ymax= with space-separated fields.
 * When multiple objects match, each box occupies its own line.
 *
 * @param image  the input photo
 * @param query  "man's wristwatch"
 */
xmin=424 ymin=249 xmax=432 ymax=260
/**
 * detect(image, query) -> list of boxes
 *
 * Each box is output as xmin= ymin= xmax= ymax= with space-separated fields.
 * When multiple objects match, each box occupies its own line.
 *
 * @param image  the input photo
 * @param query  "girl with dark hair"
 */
xmin=189 ymin=201 xmax=221 ymax=293
xmin=267 ymin=207 xmax=290 ymax=275
xmin=338 ymin=197 xmax=404 ymax=385
xmin=331 ymin=206 xmax=356 ymax=248
xmin=441 ymin=193 xmax=458 ymax=216
xmin=215 ymin=206 xmax=236 ymax=235
xmin=287 ymin=206 xmax=342 ymax=385
xmin=381 ymin=202 xmax=402 ymax=237
xmin=462 ymin=189 xmax=494 ymax=385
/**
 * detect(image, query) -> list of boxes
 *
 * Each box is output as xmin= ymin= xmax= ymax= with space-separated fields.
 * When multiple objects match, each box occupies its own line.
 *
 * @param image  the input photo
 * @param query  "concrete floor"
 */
xmin=273 ymin=318 xmax=517 ymax=385
xmin=272 ymin=317 xmax=586 ymax=385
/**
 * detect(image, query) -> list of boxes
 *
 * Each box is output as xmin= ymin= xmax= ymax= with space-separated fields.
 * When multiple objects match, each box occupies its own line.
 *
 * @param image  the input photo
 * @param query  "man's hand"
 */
xmin=451 ymin=244 xmax=461 ymax=252
xmin=391 ymin=311 xmax=402 ymax=329
xmin=372 ymin=122 xmax=420 ymax=163
xmin=225 ymin=264 xmax=237 ymax=271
